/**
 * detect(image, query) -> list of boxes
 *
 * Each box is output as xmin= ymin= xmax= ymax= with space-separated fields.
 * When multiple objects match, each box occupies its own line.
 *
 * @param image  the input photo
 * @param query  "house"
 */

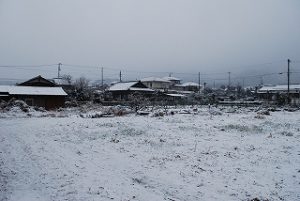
xmin=0 ymin=75 xmax=68 ymax=109
xmin=165 ymin=93 xmax=187 ymax=103
xmin=175 ymin=82 xmax=201 ymax=92
xmin=107 ymin=81 xmax=154 ymax=100
xmin=51 ymin=78 xmax=71 ymax=87
xmin=141 ymin=77 xmax=171 ymax=90
xmin=0 ymin=85 xmax=67 ymax=109
xmin=18 ymin=75 xmax=72 ymax=93
xmin=258 ymin=85 xmax=300 ymax=105
xmin=162 ymin=76 xmax=181 ymax=86
xmin=51 ymin=78 xmax=73 ymax=93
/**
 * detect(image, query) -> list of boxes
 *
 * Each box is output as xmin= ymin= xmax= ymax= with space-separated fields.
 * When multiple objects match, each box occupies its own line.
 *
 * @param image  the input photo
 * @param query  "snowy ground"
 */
xmin=0 ymin=106 xmax=299 ymax=201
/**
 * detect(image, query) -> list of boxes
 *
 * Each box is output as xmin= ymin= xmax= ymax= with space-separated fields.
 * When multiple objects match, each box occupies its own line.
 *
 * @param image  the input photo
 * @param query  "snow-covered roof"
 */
xmin=129 ymin=87 xmax=154 ymax=92
xmin=108 ymin=82 xmax=154 ymax=92
xmin=0 ymin=85 xmax=67 ymax=96
xmin=109 ymin=82 xmax=138 ymax=91
xmin=181 ymin=82 xmax=200 ymax=87
xmin=52 ymin=78 xmax=71 ymax=86
xmin=162 ymin=76 xmax=181 ymax=81
xmin=166 ymin=93 xmax=187 ymax=97
xmin=258 ymin=85 xmax=300 ymax=93
xmin=141 ymin=77 xmax=170 ymax=83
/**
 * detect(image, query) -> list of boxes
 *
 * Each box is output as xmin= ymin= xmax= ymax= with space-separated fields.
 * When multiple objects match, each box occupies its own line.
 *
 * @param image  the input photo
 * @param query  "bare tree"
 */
xmin=74 ymin=77 xmax=92 ymax=101
xmin=61 ymin=74 xmax=72 ymax=85
xmin=128 ymin=92 xmax=148 ymax=112
xmin=75 ymin=77 xmax=89 ymax=90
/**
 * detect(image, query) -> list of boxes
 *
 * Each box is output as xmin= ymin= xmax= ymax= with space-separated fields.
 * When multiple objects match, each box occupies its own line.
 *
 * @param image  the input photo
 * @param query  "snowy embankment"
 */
xmin=0 ymin=106 xmax=299 ymax=201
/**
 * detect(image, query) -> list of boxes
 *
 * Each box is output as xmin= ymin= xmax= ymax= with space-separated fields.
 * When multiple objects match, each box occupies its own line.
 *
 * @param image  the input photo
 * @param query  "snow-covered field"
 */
xmin=0 ymin=106 xmax=299 ymax=201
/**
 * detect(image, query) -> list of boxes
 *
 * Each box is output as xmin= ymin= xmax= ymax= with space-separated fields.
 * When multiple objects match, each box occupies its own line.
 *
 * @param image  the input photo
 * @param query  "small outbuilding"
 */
xmin=107 ymin=81 xmax=154 ymax=100
xmin=175 ymin=82 xmax=201 ymax=92
xmin=51 ymin=77 xmax=74 ymax=94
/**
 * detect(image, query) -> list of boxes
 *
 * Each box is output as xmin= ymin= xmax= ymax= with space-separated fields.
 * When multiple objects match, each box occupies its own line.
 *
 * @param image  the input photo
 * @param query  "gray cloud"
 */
xmin=0 ymin=0 xmax=299 ymax=85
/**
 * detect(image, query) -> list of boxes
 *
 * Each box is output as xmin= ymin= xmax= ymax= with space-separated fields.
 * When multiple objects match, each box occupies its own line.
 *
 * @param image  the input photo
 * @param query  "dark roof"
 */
xmin=18 ymin=75 xmax=56 ymax=87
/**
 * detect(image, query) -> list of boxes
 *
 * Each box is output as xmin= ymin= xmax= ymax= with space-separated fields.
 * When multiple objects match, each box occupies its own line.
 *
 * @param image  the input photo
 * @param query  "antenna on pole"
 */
xmin=119 ymin=71 xmax=122 ymax=82
xmin=58 ymin=63 xmax=62 ymax=78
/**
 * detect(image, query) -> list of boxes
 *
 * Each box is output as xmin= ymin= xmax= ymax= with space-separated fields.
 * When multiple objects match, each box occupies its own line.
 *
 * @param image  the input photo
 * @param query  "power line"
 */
xmin=0 ymin=60 xmax=299 ymax=85
xmin=62 ymin=64 xmax=99 ymax=69
xmin=0 ymin=60 xmax=292 ymax=76
xmin=0 ymin=78 xmax=26 ymax=81
xmin=0 ymin=67 xmax=57 ymax=72
xmin=17 ymin=62 xmax=284 ymax=75
xmin=0 ymin=64 xmax=57 ymax=68
xmin=48 ymin=63 xmax=233 ymax=77
xmin=232 ymin=72 xmax=285 ymax=80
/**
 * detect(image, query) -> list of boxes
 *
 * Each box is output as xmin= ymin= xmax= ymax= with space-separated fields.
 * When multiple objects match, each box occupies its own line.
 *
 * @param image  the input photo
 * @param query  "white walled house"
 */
xmin=258 ymin=84 xmax=300 ymax=105
xmin=162 ymin=76 xmax=181 ymax=86
xmin=141 ymin=77 xmax=171 ymax=90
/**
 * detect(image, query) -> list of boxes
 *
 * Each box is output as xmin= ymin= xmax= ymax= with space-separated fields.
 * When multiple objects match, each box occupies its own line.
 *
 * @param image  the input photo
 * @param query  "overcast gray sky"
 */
xmin=0 ymin=0 xmax=299 ymax=85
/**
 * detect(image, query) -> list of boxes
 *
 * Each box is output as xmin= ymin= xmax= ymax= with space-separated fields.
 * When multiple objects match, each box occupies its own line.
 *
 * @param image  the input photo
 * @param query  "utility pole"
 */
xmin=101 ymin=67 xmax=104 ymax=89
xmin=288 ymin=59 xmax=291 ymax=101
xmin=198 ymin=72 xmax=201 ymax=92
xmin=228 ymin=72 xmax=231 ymax=88
xmin=119 ymin=71 xmax=122 ymax=82
xmin=58 ymin=63 xmax=62 ymax=78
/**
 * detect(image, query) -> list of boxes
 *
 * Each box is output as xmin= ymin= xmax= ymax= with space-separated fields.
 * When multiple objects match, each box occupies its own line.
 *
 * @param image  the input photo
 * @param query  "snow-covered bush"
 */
xmin=5 ymin=99 xmax=30 ymax=112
